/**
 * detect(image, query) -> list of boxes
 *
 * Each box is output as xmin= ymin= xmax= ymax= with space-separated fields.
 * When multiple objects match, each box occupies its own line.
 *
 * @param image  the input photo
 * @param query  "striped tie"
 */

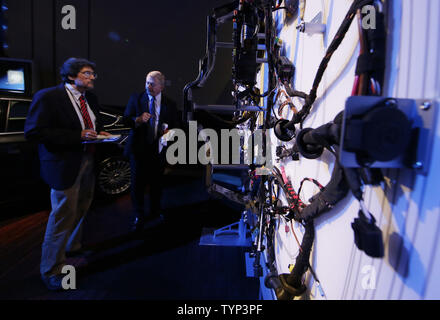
xmin=78 ymin=95 xmax=94 ymax=129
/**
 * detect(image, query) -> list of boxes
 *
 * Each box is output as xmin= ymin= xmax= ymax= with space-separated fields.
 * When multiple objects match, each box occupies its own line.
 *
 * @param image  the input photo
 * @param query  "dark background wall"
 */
xmin=2 ymin=0 xmax=233 ymax=110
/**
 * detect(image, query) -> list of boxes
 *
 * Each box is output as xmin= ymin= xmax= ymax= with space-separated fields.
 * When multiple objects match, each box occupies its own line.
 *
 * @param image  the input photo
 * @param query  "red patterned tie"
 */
xmin=78 ymin=95 xmax=94 ymax=129
xmin=78 ymin=95 xmax=95 ymax=153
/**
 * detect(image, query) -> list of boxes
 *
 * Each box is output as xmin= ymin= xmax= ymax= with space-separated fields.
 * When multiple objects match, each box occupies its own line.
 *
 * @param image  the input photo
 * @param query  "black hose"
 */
xmin=284 ymin=220 xmax=315 ymax=289
xmin=296 ymin=160 xmax=350 ymax=222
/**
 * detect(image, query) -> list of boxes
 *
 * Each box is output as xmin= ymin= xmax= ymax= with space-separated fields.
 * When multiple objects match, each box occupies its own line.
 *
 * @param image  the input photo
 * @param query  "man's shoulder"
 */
xmin=127 ymin=90 xmax=146 ymax=102
xmin=132 ymin=90 xmax=146 ymax=97
xmin=33 ymin=84 xmax=65 ymax=100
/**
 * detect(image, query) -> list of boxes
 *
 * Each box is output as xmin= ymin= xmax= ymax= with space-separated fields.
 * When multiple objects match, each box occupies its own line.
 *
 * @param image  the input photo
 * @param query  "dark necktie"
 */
xmin=149 ymin=96 xmax=156 ymax=137
xmin=78 ymin=95 xmax=94 ymax=129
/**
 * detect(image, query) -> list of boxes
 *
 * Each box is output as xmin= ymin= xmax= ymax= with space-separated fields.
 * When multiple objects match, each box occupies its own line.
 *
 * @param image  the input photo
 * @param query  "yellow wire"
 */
xmin=300 ymin=0 xmax=306 ymax=21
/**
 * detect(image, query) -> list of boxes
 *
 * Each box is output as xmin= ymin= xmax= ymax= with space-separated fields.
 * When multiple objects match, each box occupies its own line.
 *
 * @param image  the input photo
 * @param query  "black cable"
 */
xmin=263 ymin=1 xmax=277 ymax=129
xmin=283 ymin=220 xmax=315 ymax=292
xmin=283 ymin=0 xmax=375 ymax=128
xmin=199 ymin=109 xmax=255 ymax=127
xmin=283 ymin=81 xmax=308 ymax=99
xmin=273 ymin=6 xmax=289 ymax=12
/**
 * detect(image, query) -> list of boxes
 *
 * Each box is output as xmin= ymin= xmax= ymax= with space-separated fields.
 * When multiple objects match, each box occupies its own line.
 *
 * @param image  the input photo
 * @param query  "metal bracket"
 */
xmin=199 ymin=211 xmax=252 ymax=247
xmin=297 ymin=12 xmax=326 ymax=35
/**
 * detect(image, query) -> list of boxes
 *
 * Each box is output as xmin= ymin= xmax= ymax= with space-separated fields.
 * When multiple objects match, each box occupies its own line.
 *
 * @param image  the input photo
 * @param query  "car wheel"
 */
xmin=96 ymin=156 xmax=131 ymax=196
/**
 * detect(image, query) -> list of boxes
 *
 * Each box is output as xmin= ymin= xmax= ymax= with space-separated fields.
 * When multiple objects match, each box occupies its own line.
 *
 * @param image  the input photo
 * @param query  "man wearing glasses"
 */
xmin=123 ymin=71 xmax=179 ymax=232
xmin=24 ymin=57 xmax=111 ymax=290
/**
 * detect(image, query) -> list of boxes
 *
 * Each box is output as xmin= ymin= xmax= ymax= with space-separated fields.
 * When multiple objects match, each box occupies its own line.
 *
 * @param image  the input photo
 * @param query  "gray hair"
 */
xmin=147 ymin=71 xmax=165 ymax=87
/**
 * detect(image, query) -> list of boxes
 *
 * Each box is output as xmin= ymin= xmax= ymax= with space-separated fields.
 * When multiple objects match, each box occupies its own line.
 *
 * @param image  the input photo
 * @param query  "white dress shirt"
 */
xmin=148 ymin=92 xmax=161 ymax=138
xmin=65 ymin=83 xmax=96 ymax=130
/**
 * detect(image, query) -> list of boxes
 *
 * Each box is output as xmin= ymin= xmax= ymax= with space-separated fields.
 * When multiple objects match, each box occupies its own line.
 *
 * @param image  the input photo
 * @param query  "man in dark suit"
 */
xmin=24 ymin=57 xmax=111 ymax=290
xmin=123 ymin=71 xmax=179 ymax=232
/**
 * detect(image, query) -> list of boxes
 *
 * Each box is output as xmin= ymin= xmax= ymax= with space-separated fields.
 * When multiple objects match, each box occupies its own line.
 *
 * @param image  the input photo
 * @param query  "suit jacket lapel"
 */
xmin=157 ymin=96 xmax=168 ymax=137
xmin=85 ymin=92 xmax=102 ymax=131
xmin=139 ymin=91 xmax=149 ymax=114
xmin=57 ymin=84 xmax=83 ymax=130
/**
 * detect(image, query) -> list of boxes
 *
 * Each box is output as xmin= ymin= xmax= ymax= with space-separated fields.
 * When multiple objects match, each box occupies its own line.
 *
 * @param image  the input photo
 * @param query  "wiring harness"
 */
xmin=185 ymin=0 xmax=389 ymax=300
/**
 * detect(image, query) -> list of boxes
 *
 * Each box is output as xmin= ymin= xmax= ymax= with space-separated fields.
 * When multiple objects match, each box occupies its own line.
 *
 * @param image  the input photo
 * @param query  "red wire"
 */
xmin=352 ymin=76 xmax=360 ymax=96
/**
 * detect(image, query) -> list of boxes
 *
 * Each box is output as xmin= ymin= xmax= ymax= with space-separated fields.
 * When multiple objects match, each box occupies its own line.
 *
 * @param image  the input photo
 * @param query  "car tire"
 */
xmin=96 ymin=156 xmax=131 ymax=197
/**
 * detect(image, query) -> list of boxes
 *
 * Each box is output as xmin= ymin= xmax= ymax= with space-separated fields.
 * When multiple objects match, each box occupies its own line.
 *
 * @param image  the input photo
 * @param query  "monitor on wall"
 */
xmin=0 ymin=58 xmax=33 ymax=97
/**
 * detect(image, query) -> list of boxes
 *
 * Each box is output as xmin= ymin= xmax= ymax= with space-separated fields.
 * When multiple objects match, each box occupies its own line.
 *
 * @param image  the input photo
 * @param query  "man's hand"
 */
xmin=98 ymin=131 xmax=112 ymax=136
xmin=81 ymin=129 xmax=98 ymax=140
xmin=135 ymin=112 xmax=152 ymax=125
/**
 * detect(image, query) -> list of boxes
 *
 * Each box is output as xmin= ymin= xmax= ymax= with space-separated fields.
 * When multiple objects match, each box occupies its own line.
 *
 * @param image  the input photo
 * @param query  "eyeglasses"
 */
xmin=80 ymin=71 xmax=98 ymax=79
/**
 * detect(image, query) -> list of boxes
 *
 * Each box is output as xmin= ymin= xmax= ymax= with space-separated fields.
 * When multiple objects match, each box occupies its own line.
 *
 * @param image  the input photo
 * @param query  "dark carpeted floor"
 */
xmin=0 ymin=167 xmax=260 ymax=300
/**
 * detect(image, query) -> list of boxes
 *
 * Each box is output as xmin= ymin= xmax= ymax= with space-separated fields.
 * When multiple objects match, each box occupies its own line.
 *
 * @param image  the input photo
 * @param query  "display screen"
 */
xmin=0 ymin=59 xmax=32 ymax=96
xmin=0 ymin=68 xmax=25 ymax=93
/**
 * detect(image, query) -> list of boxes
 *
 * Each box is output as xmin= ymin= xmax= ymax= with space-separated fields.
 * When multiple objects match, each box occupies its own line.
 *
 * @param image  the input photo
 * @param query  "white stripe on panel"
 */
xmin=404 ymin=0 xmax=440 ymax=299
xmin=385 ymin=0 xmax=412 ymax=299
xmin=398 ymin=0 xmax=431 ymax=300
